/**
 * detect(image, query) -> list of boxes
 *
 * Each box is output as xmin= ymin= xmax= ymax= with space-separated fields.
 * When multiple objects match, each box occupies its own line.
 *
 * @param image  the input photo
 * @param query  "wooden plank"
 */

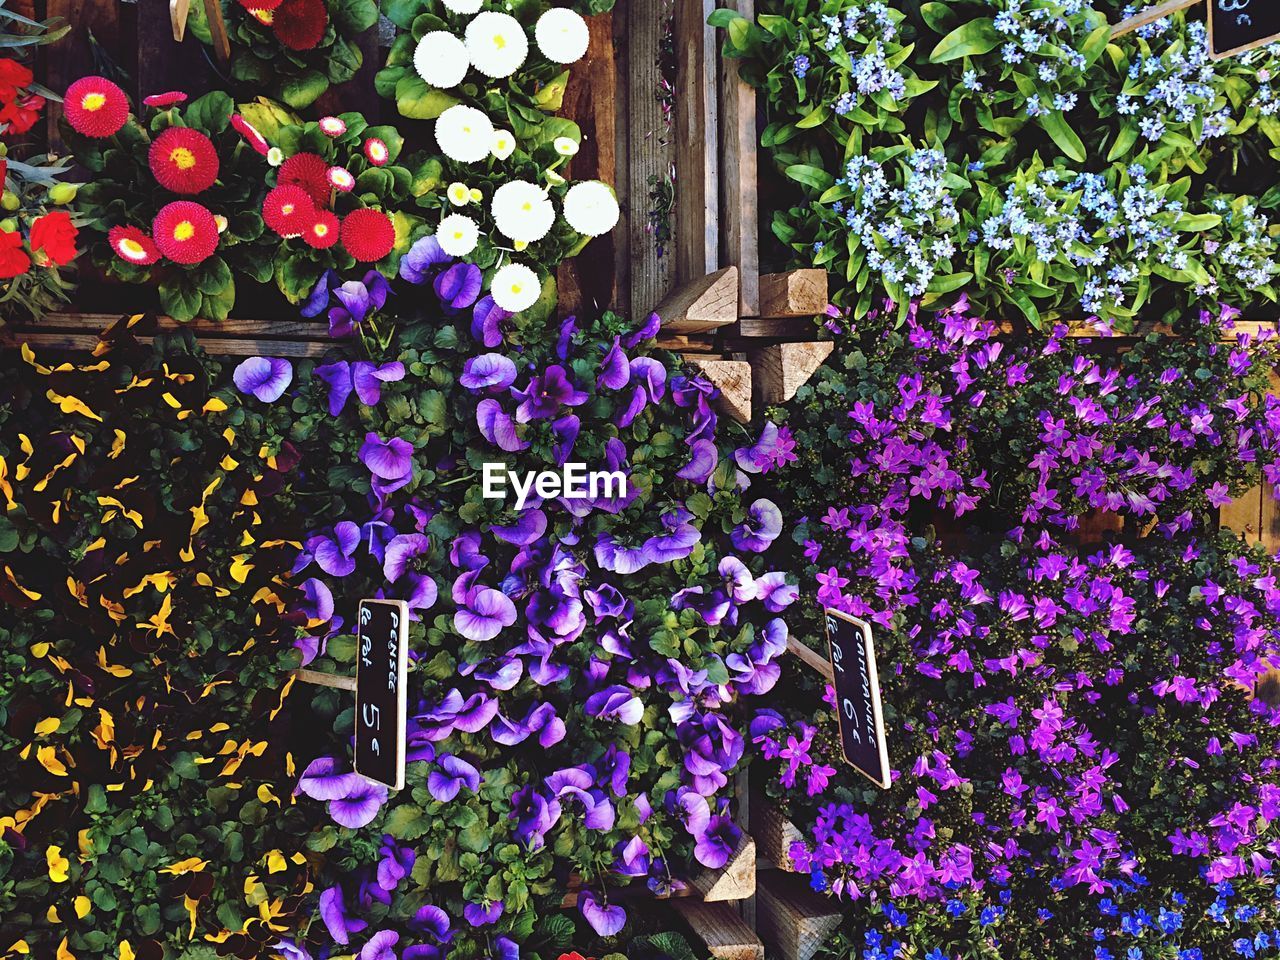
xmin=683 ymin=356 xmax=750 ymax=423
xmin=759 ymin=270 xmax=828 ymax=318
xmin=1223 ymin=485 xmax=1264 ymax=545
xmin=717 ymin=0 xmax=758 ymax=317
xmin=28 ymin=313 xmax=327 ymax=339
xmin=625 ymin=0 xmax=674 ymax=318
xmin=750 ymin=341 xmax=833 ymax=406
xmin=1111 ymin=0 xmax=1200 ymax=39
xmin=1261 ymin=484 xmax=1280 ymax=555
xmin=656 ymin=335 xmax=716 ymax=353
xmin=293 ymin=668 xmax=357 ymax=691
xmin=689 ymin=835 xmax=755 ymax=902
xmin=786 ymin=635 xmax=834 ymax=682
xmin=46 ymin=0 xmax=126 ymax=149
xmin=749 ymin=792 xmax=802 ymax=873
xmin=556 ymin=12 xmax=619 ymax=319
xmin=736 ymin=316 xmax=820 ymax=339
xmin=673 ymin=900 xmax=764 ymax=960
xmin=755 ymin=870 xmax=841 ymax=960
xmin=654 ymin=267 xmax=738 ymax=333
xmin=0 ymin=330 xmax=330 ymax=358
xmin=201 ymin=0 xmax=231 ymax=63
xmin=673 ymin=0 xmax=718 ymax=285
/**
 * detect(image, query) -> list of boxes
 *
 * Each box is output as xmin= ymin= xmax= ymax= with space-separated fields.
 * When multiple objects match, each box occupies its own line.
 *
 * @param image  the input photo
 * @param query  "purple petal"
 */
xmin=472 ymin=296 xmax=510 ymax=347
xmin=302 ymin=269 xmax=338 ymax=318
xmin=383 ymin=533 xmax=428 ymax=582
xmin=233 ymin=356 xmax=293 ymax=403
xmin=353 ymin=361 xmax=406 ymax=406
xmin=298 ymin=756 xmax=360 ymax=801
xmin=579 ymin=890 xmax=626 ymax=937
xmin=476 ymin=399 xmax=528 ymax=452
xmin=319 ymin=886 xmax=366 ymax=946
xmin=597 ymin=336 xmax=630 ymax=390
xmin=676 ymin=438 xmax=717 ymax=483
xmin=329 ymin=780 xmax=388 ymax=829
xmin=435 ymin=262 xmax=482 ymax=309
xmin=460 ymin=353 xmax=518 ymax=391
xmin=335 ymin=281 xmax=374 ymax=325
xmin=316 ymin=361 xmax=354 ymax=417
xmin=360 ymin=433 xmax=414 ymax=481
xmin=360 ymin=930 xmax=399 ymax=960
xmin=401 ymin=236 xmax=451 ymax=284
xmin=623 ymin=311 xmax=660 ymax=347
xmin=492 ymin=508 xmax=547 ymax=545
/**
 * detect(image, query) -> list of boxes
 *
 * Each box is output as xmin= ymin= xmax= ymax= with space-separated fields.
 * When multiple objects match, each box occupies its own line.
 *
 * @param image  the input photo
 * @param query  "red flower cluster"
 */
xmin=238 ymin=0 xmax=329 ymax=52
xmin=0 ymin=210 xmax=80 ymax=279
xmin=0 ymin=59 xmax=45 ymax=136
xmin=263 ymin=151 xmax=396 ymax=261
xmin=148 ymin=126 xmax=220 ymax=195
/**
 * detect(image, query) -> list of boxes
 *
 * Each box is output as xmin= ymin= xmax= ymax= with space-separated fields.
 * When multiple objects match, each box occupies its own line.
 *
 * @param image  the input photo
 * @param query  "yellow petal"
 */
xmin=229 ymin=556 xmax=253 ymax=583
xmin=159 ymin=856 xmax=208 ymax=876
xmin=56 ymin=937 xmax=75 ymax=960
xmin=37 ymin=746 xmax=68 ymax=777
xmin=266 ymin=849 xmax=286 ymax=873
xmin=119 ymin=942 xmax=135 ymax=960
xmin=33 ymin=716 xmax=60 ymax=736
xmin=46 ymin=389 xmax=103 ymax=422
xmin=46 ymin=845 xmax=70 ymax=882
xmin=74 ymin=896 xmax=91 ymax=919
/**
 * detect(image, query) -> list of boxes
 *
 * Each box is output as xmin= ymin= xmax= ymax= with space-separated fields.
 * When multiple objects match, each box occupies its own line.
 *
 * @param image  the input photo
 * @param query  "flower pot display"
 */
xmin=5 ymin=1 xmax=1280 ymax=959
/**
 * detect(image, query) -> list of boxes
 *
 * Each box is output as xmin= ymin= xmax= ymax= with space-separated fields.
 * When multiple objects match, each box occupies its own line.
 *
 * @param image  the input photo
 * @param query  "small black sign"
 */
xmin=823 ymin=608 xmax=890 ymax=789
xmin=1210 ymin=0 xmax=1280 ymax=60
xmin=354 ymin=599 xmax=408 ymax=791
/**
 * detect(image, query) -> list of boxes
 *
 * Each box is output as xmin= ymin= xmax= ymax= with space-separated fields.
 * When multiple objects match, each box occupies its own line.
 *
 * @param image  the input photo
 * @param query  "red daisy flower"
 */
xmin=278 ymin=152 xmax=331 ymax=207
xmin=272 ymin=0 xmax=328 ymax=52
xmin=304 ymin=210 xmax=340 ymax=250
xmin=249 ymin=7 xmax=274 ymax=25
xmin=143 ymin=91 xmax=188 ymax=108
xmin=0 ymin=229 xmax=29 ymax=278
xmin=152 ymin=201 xmax=219 ymax=265
xmin=63 ymin=76 xmax=130 ymax=138
xmin=236 ymin=0 xmax=284 ymax=8
xmin=340 ymin=208 xmax=396 ymax=262
xmin=231 ymin=113 xmax=270 ymax=155
xmin=262 ymin=184 xmax=315 ymax=237
xmin=363 ymin=137 xmax=389 ymax=167
xmin=29 ymin=211 xmax=78 ymax=266
xmin=108 ymin=225 xmax=161 ymax=266
xmin=149 ymin=126 xmax=220 ymax=195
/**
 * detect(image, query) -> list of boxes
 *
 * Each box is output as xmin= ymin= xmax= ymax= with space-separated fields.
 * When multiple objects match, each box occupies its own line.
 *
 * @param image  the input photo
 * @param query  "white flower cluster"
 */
xmin=434 ymin=178 xmax=620 ymax=259
xmin=1115 ymin=20 xmax=1232 ymax=146
xmin=1195 ymin=198 xmax=1280 ymax=300
xmin=415 ymin=7 xmax=589 ymax=90
xmin=818 ymin=4 xmax=908 ymax=110
xmin=833 ymin=148 xmax=960 ymax=298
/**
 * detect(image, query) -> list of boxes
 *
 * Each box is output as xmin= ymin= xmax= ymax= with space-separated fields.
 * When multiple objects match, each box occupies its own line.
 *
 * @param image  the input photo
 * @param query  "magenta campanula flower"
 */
xmin=233 ymin=356 xmax=292 ymax=402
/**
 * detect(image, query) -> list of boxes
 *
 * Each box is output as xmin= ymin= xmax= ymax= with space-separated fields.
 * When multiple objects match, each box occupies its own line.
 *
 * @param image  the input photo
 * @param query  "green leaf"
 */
xmin=278 ymin=70 xmax=330 ymax=110
xmin=331 ymin=0 xmax=379 ymax=33
xmin=532 ymin=70 xmax=571 ymax=112
xmin=926 ymin=271 xmax=973 ymax=295
xmin=795 ymin=105 xmax=829 ymax=129
xmin=706 ymin=8 xmax=742 ymax=28
xmin=1040 ymin=111 xmax=1086 ymax=163
xmin=184 ymin=91 xmax=234 ymax=134
xmin=395 ymin=76 xmax=459 ymax=119
xmin=929 ymin=18 xmax=1001 ymax=63
xmin=919 ymin=2 xmax=959 ymax=34
xmin=784 ymin=163 xmax=834 ymax=192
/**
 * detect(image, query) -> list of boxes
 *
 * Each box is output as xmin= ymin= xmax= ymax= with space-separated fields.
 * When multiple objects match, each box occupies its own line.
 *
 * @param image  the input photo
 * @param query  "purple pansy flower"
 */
xmin=383 ymin=533 xmax=438 ymax=612
xmin=460 ymin=353 xmax=518 ymax=391
xmin=297 ymin=756 xmax=361 ymax=801
xmin=477 ymin=399 xmax=529 ymax=452
xmin=585 ymin=685 xmax=644 ymax=724
xmin=694 ymin=813 xmax=742 ymax=869
xmin=472 ymin=296 xmax=511 ymax=347
xmin=329 ymin=272 xmax=391 ymax=338
xmin=428 ymin=754 xmax=482 ymax=802
xmin=513 ymin=365 xmax=588 ymax=422
xmin=273 ymin=940 xmax=313 ymax=960
xmin=360 ymin=432 xmax=414 ymax=481
xmin=400 ymin=235 xmax=450 ymax=285
xmin=329 ymin=778 xmax=389 ymax=829
xmin=361 ymin=930 xmax=399 ymax=960
xmin=302 ymin=269 xmax=339 ymax=317
xmin=316 ymin=361 xmax=406 ymax=415
xmin=377 ymin=836 xmax=416 ymax=891
xmin=464 ymin=900 xmax=503 ymax=927
xmin=677 ymin=438 xmax=718 ymax=483
xmin=299 ymin=578 xmax=334 ymax=623
xmin=579 ymin=890 xmax=626 ymax=937
xmin=233 ymin=356 xmax=293 ymax=403
xmin=623 ymin=311 xmax=660 ymax=348
xmin=731 ymin=498 xmax=783 ymax=553
xmin=408 ymin=904 xmax=452 ymax=941
xmin=598 ymin=336 xmax=630 ymax=390
xmin=454 ymin=585 xmax=518 ymax=641
xmin=435 ymin=262 xmax=483 ymax=309
xmin=510 ymin=784 xmax=561 ymax=849
xmin=319 ymin=885 xmax=368 ymax=945
xmin=617 ymin=356 xmax=667 ymax=427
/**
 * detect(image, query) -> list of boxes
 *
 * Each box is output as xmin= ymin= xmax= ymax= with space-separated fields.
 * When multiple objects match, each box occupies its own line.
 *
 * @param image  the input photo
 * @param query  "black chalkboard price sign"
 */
xmin=354 ymin=598 xmax=409 ymax=790
xmin=823 ymin=608 xmax=891 ymax=789
xmin=1210 ymin=0 xmax=1280 ymax=60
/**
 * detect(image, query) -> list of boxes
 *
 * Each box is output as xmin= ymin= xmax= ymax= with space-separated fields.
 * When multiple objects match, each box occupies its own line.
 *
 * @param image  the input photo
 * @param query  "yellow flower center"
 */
xmin=169 ymin=147 xmax=196 ymax=171
xmin=511 ymin=283 xmax=523 ymax=294
xmin=81 ymin=92 xmax=106 ymax=113
xmin=282 ymin=203 xmax=296 ymax=215
xmin=314 ymin=223 xmax=329 ymax=237
xmin=120 ymin=239 xmax=146 ymax=259
xmin=173 ymin=221 xmax=195 ymax=242
xmin=493 ymin=34 xmax=508 ymax=50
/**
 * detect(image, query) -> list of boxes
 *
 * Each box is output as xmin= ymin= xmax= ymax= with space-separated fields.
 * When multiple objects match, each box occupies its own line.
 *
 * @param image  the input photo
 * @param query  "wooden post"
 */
xmin=749 ymin=792 xmax=803 ymax=872
xmin=625 ymin=0 xmax=675 ymax=318
xmin=755 ymin=871 xmax=842 ymax=960
xmin=201 ymin=0 xmax=231 ymax=63
xmin=653 ymin=267 xmax=739 ymax=333
xmin=293 ymin=668 xmax=357 ymax=692
xmin=786 ymin=636 xmax=834 ymax=682
xmin=555 ymin=12 xmax=619 ymax=319
xmin=673 ymin=900 xmax=764 ymax=960
xmin=689 ymin=834 xmax=756 ymax=901
xmin=682 ymin=356 xmax=751 ymax=423
xmin=758 ymin=270 xmax=829 ymax=317
xmin=1110 ymin=0 xmax=1201 ymax=39
xmin=1222 ymin=487 xmax=1264 ymax=544
xmin=750 ymin=341 xmax=833 ymax=406
xmin=717 ymin=0 xmax=758 ymax=317
xmin=674 ymin=0 xmax=719 ymax=285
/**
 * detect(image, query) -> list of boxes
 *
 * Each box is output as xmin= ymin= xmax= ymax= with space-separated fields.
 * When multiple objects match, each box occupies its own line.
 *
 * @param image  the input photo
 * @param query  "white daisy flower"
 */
xmin=490 ymin=128 xmax=516 ymax=160
xmin=465 ymin=11 xmax=529 ymax=79
xmin=435 ymin=104 xmax=495 ymax=164
xmin=491 ymin=180 xmax=555 ymax=244
xmin=563 ymin=180 xmax=620 ymax=237
xmin=535 ymin=7 xmax=590 ymax=64
xmin=414 ymin=31 xmax=470 ymax=89
xmin=491 ymin=262 xmax=541 ymax=312
xmin=447 ymin=181 xmax=472 ymax=206
xmin=437 ymin=213 xmax=480 ymax=257
xmin=267 ymin=146 xmax=285 ymax=167
xmin=554 ymin=136 xmax=580 ymax=157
